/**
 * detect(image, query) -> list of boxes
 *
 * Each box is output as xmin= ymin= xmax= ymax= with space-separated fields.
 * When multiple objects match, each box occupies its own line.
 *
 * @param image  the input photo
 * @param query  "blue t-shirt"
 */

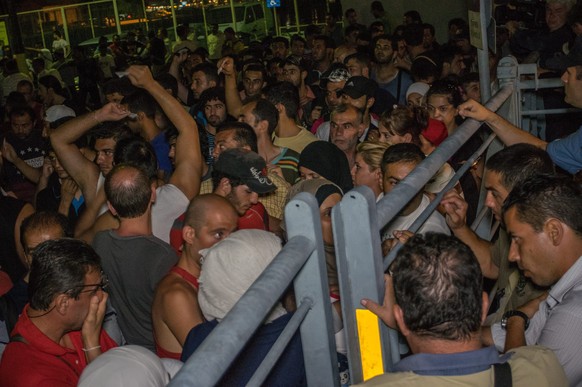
xmin=546 ymin=125 xmax=582 ymax=174
xmin=150 ymin=131 xmax=172 ymax=179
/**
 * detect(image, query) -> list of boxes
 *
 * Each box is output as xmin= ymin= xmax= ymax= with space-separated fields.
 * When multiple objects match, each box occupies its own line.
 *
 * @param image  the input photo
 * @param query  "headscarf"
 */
xmin=78 ymin=345 xmax=178 ymax=387
xmin=286 ymin=178 xmax=343 ymax=287
xmin=198 ymin=229 xmax=286 ymax=323
xmin=298 ymin=141 xmax=353 ymax=193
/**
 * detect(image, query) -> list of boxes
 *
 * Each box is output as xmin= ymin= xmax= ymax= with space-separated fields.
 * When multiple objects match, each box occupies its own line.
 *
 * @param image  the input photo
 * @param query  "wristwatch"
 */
xmin=501 ymin=310 xmax=530 ymax=330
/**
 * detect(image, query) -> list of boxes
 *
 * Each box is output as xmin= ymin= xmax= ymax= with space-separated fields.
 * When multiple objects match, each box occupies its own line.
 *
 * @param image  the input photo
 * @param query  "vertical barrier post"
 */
xmin=333 ymin=186 xmax=395 ymax=384
xmin=285 ymin=193 xmax=340 ymax=387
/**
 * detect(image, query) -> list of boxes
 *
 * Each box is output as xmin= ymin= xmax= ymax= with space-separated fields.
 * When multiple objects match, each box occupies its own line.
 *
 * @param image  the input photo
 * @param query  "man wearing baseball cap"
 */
xmin=212 ymin=148 xmax=276 ymax=230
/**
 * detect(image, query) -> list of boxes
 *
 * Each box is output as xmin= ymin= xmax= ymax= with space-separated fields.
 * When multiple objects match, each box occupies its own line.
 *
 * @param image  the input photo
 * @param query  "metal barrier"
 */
xmin=169 ymin=192 xmax=339 ymax=387
xmin=332 ymin=81 xmax=516 ymax=384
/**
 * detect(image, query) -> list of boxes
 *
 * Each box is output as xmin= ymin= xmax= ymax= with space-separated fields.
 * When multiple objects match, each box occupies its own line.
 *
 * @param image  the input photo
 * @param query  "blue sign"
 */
xmin=267 ymin=0 xmax=280 ymax=8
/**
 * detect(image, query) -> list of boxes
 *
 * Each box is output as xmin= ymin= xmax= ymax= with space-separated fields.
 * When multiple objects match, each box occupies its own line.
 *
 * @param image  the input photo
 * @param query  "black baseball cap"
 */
xmin=338 ymin=76 xmax=378 ymax=99
xmin=214 ymin=148 xmax=276 ymax=194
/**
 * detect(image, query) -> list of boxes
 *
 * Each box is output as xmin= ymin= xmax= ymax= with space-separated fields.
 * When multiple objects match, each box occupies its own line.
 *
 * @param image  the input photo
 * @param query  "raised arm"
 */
xmin=441 ymin=189 xmax=498 ymax=279
xmin=50 ymin=104 xmax=129 ymax=200
xmin=458 ymin=99 xmax=547 ymax=149
xmin=127 ymin=65 xmax=202 ymax=200
xmin=219 ymin=56 xmax=244 ymax=118
xmin=2 ymin=139 xmax=41 ymax=184
xmin=168 ymin=52 xmax=191 ymax=105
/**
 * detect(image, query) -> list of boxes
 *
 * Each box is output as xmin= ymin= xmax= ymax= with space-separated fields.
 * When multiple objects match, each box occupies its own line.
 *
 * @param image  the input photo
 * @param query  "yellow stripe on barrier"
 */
xmin=356 ymin=309 xmax=384 ymax=381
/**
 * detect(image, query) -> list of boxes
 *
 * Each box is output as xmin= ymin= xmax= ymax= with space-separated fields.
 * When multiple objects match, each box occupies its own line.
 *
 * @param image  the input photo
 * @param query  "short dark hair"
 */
xmin=8 ymin=105 xmax=35 ymax=123
xmin=17 ymin=79 xmax=34 ymax=91
xmin=486 ymin=144 xmax=555 ymax=191
xmin=392 ymin=232 xmax=483 ymax=341
xmin=502 ymin=174 xmax=582 ymax=236
xmin=313 ymin=35 xmax=336 ymax=50
xmin=89 ymin=122 xmax=132 ymax=142
xmin=371 ymin=1 xmax=384 ymax=12
xmin=381 ymin=143 xmax=425 ymax=174
xmin=372 ymin=34 xmax=397 ymax=51
xmin=20 ymin=211 xmax=71 ymax=255
xmin=290 ymin=34 xmax=306 ymax=46
xmin=344 ymin=52 xmax=371 ymax=70
xmin=105 ymin=164 xmax=153 ymax=219
xmin=411 ymin=55 xmax=441 ymax=82
xmin=251 ymin=98 xmax=279 ymax=136
xmin=403 ymin=23 xmax=424 ymax=46
xmin=113 ymin=136 xmax=158 ymax=180
xmin=38 ymin=75 xmax=65 ymax=97
xmin=304 ymin=24 xmax=321 ymax=37
xmin=122 ymin=90 xmax=158 ymax=119
xmin=191 ymin=62 xmax=220 ymax=85
xmin=345 ymin=25 xmax=360 ymax=37
xmin=404 ymin=10 xmax=422 ymax=23
xmin=345 ymin=8 xmax=356 ymax=17
xmin=28 ymin=238 xmax=102 ymax=311
xmin=272 ymin=36 xmax=289 ymax=48
xmin=199 ymin=87 xmax=226 ymax=108
xmin=216 ymin=121 xmax=258 ymax=153
xmin=242 ymin=63 xmax=267 ymax=82
xmin=423 ymin=23 xmax=436 ymax=37
xmin=263 ymin=81 xmax=300 ymax=120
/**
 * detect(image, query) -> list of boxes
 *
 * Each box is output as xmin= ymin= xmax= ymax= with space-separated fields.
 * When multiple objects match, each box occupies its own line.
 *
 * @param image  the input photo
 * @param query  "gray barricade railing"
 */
xmin=332 ymin=84 xmax=515 ymax=384
xmin=169 ymin=193 xmax=339 ymax=387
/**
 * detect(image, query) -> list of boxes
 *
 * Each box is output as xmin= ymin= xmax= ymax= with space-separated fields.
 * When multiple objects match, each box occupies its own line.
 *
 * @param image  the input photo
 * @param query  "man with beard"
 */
xmin=370 ymin=34 xmax=413 ymax=104
xmin=200 ymin=87 xmax=231 ymax=165
xmin=1 ymin=106 xmax=47 ymax=203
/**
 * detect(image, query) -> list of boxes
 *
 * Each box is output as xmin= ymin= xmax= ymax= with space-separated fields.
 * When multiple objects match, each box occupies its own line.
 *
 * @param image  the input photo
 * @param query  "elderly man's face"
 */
xmin=545 ymin=2 xmax=569 ymax=32
xmin=330 ymin=108 xmax=363 ymax=152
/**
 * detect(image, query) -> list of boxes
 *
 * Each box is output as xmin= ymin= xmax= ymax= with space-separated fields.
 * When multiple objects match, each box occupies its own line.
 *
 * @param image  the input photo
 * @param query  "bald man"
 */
xmin=92 ymin=164 xmax=178 ymax=352
xmin=152 ymin=194 xmax=238 ymax=359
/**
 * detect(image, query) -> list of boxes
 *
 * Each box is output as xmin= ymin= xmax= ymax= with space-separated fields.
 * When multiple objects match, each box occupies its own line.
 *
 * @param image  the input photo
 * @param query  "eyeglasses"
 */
xmin=70 ymin=274 xmax=109 ymax=294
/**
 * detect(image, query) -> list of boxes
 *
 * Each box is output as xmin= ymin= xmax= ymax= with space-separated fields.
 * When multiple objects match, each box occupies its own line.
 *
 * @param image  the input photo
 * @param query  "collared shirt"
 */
xmin=0 ymin=304 xmax=117 ymax=387
xmin=492 ymin=256 xmax=582 ymax=385
xmin=393 ymin=346 xmax=510 ymax=376
xmin=354 ymin=346 xmax=567 ymax=386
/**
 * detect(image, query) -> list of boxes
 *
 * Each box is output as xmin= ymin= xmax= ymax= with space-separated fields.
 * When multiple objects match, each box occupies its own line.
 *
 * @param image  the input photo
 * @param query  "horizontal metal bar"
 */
xmin=522 ymin=108 xmax=581 ymax=115
xmin=169 ymin=235 xmax=315 ymax=387
xmin=247 ymin=298 xmax=313 ymax=387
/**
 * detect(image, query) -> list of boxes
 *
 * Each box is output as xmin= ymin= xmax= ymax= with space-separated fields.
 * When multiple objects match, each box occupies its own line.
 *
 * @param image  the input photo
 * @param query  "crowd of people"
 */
xmin=1 ymin=0 xmax=582 ymax=385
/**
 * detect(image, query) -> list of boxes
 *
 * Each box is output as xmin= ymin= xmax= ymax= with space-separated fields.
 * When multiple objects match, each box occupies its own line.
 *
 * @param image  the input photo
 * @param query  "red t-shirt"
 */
xmin=0 ymin=304 xmax=118 ymax=387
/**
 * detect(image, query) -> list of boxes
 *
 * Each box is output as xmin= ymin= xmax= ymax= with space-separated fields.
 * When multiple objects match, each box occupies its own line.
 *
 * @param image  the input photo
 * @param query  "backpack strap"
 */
xmin=493 ymin=362 xmax=512 ymax=387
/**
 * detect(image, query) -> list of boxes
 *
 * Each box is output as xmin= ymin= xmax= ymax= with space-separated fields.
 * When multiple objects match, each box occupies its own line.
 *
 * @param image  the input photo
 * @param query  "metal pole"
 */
xmin=202 ymin=2 xmax=208 ymax=46
xmin=112 ymin=0 xmax=121 ymax=35
xmin=477 ymin=0 xmax=492 ymax=101
xmin=87 ymin=4 xmax=95 ymax=39
xmin=170 ymin=0 xmax=178 ymax=39
xmin=230 ymin=0 xmax=237 ymax=33
xmin=273 ymin=7 xmax=279 ymax=36
xmin=38 ymin=12 xmax=46 ymax=49
xmin=141 ymin=0 xmax=149 ymax=33
xmin=293 ymin=0 xmax=300 ymax=33
xmin=60 ymin=7 xmax=69 ymax=46
xmin=247 ymin=298 xmax=313 ymax=387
